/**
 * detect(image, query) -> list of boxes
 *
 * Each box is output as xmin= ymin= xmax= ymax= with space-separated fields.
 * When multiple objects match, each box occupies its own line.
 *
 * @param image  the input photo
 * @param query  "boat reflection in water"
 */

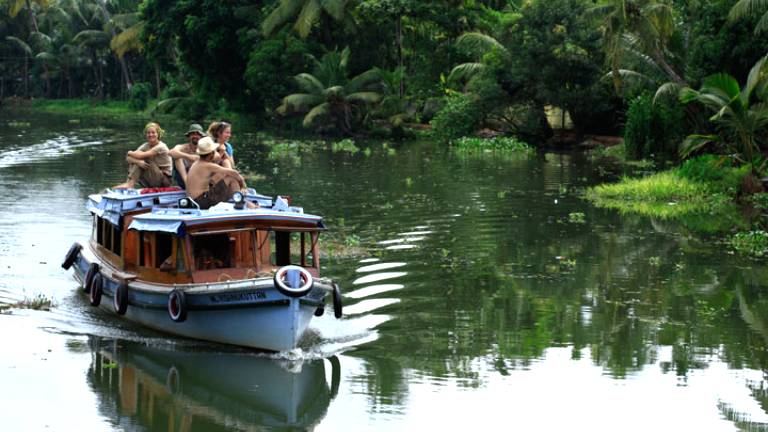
xmin=84 ymin=338 xmax=340 ymax=431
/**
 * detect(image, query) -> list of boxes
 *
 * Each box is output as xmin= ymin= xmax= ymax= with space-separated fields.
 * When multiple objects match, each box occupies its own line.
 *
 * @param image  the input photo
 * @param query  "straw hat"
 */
xmin=197 ymin=137 xmax=216 ymax=155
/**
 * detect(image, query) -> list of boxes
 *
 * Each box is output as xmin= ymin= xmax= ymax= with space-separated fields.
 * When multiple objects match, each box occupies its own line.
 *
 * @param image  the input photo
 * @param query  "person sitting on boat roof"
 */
xmin=169 ymin=123 xmax=205 ymax=189
xmin=114 ymin=122 xmax=172 ymax=189
xmin=186 ymin=137 xmax=256 ymax=209
xmin=207 ymin=121 xmax=235 ymax=169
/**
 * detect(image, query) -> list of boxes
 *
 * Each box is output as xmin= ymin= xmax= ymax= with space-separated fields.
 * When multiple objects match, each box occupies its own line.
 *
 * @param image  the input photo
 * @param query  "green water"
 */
xmin=1 ymin=110 xmax=767 ymax=431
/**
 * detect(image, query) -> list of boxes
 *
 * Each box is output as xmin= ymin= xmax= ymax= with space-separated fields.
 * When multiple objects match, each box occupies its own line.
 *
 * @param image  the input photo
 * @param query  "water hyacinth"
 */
xmin=731 ymin=231 xmax=768 ymax=257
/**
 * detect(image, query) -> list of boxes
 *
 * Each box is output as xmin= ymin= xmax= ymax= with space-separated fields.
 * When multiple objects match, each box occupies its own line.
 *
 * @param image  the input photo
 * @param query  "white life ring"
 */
xmin=273 ymin=265 xmax=314 ymax=298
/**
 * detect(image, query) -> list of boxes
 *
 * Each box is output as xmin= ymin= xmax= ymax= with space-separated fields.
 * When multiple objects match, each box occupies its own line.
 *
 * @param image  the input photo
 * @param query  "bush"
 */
xmin=677 ymin=155 xmax=749 ymax=192
xmin=624 ymin=92 xmax=685 ymax=160
xmin=128 ymin=82 xmax=153 ymax=111
xmin=430 ymin=94 xmax=483 ymax=142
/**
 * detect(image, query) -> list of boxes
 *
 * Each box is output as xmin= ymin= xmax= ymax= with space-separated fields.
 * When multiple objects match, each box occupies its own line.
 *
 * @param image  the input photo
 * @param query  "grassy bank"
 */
xmin=586 ymin=155 xmax=750 ymax=232
xmin=11 ymin=98 xmax=156 ymax=118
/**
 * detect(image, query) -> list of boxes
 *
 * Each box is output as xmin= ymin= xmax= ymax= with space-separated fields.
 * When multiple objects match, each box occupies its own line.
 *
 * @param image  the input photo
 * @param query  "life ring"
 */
xmin=83 ymin=263 xmax=100 ymax=294
xmin=273 ymin=265 xmax=313 ymax=298
xmin=61 ymin=243 xmax=81 ymax=270
xmin=89 ymin=273 xmax=103 ymax=307
xmin=332 ymin=282 xmax=343 ymax=318
xmin=168 ymin=290 xmax=187 ymax=322
xmin=166 ymin=366 xmax=181 ymax=394
xmin=113 ymin=282 xmax=128 ymax=315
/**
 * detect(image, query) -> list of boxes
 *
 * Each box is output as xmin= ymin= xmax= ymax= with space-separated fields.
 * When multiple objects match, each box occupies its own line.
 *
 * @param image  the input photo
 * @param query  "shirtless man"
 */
xmin=186 ymin=137 xmax=253 ymax=209
xmin=169 ymin=123 xmax=204 ymax=189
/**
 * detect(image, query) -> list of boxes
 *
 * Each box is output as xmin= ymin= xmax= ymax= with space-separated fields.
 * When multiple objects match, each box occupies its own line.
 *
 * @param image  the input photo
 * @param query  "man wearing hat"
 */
xmin=186 ymin=137 xmax=251 ymax=209
xmin=169 ymin=123 xmax=205 ymax=189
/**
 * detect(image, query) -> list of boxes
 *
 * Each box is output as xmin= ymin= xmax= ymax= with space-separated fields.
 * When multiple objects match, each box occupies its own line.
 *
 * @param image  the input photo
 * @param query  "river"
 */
xmin=0 ymin=110 xmax=767 ymax=431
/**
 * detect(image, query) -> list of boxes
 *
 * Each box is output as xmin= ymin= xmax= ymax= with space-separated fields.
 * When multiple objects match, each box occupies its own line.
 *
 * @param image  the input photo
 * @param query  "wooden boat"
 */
xmin=62 ymin=187 xmax=343 ymax=352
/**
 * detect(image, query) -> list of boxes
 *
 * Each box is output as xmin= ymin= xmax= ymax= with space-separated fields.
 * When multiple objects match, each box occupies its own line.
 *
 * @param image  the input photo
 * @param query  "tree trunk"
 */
xmin=23 ymin=56 xmax=29 ymax=98
xmin=396 ymin=16 xmax=404 ymax=98
xmin=97 ymin=0 xmax=132 ymax=93
xmin=154 ymin=59 xmax=162 ymax=97
xmin=653 ymin=48 xmax=686 ymax=86
xmin=43 ymin=64 xmax=50 ymax=97
xmin=25 ymin=0 xmax=40 ymax=33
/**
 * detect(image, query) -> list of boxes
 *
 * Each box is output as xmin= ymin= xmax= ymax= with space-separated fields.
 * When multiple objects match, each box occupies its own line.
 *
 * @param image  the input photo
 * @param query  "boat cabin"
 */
xmin=87 ymin=189 xmax=325 ymax=284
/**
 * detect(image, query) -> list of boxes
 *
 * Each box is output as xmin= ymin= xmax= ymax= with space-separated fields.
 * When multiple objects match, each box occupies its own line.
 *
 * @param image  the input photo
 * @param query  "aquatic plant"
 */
xmin=731 ymin=231 xmax=768 ymax=257
xmin=568 ymin=212 xmax=586 ymax=223
xmin=451 ymin=136 xmax=532 ymax=152
xmin=331 ymin=138 xmax=360 ymax=153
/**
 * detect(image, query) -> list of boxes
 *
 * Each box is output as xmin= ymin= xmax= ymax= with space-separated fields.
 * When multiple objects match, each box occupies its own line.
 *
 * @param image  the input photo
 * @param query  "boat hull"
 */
xmin=71 ymin=245 xmax=331 ymax=352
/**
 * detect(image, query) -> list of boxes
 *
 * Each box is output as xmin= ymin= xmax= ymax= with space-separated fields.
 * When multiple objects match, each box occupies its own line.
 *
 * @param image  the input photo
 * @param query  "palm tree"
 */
xmin=277 ymin=48 xmax=382 ymax=134
xmin=5 ymin=0 xmax=50 ymax=33
xmin=679 ymin=55 xmax=768 ymax=176
xmin=5 ymin=36 xmax=32 ymax=97
xmin=729 ymin=0 xmax=768 ymax=34
xmin=448 ymin=32 xmax=510 ymax=86
xmin=590 ymin=0 xmax=684 ymax=95
xmin=262 ymin=0 xmax=350 ymax=39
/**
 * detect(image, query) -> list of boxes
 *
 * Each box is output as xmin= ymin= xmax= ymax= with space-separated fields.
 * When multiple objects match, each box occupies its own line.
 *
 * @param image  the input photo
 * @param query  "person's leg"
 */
xmin=137 ymin=162 xmax=171 ymax=188
xmin=113 ymin=164 xmax=141 ymax=189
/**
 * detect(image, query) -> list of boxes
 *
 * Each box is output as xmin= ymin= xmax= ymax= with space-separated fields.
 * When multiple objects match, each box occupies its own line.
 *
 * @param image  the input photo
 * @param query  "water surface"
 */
xmin=1 ymin=110 xmax=767 ymax=431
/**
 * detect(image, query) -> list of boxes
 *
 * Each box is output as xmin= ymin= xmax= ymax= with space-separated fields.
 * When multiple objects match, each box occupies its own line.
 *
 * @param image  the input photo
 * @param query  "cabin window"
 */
xmin=155 ymin=233 xmax=174 ymax=269
xmin=267 ymin=231 xmax=315 ymax=267
xmin=192 ymin=234 xmax=235 ymax=270
xmin=94 ymin=216 xmax=122 ymax=257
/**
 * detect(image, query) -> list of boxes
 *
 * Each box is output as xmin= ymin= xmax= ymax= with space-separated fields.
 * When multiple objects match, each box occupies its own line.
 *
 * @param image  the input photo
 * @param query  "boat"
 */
xmin=62 ymin=187 xmax=343 ymax=351
xmin=86 ymin=337 xmax=339 ymax=430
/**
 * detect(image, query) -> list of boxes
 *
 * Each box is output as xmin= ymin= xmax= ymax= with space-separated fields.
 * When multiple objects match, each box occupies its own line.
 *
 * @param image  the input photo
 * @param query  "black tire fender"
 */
xmin=332 ymin=282 xmax=343 ymax=319
xmin=62 ymin=243 xmax=82 ymax=270
xmin=89 ymin=273 xmax=103 ymax=307
xmin=84 ymin=262 xmax=100 ymax=294
xmin=113 ymin=282 xmax=128 ymax=315
xmin=168 ymin=290 xmax=187 ymax=323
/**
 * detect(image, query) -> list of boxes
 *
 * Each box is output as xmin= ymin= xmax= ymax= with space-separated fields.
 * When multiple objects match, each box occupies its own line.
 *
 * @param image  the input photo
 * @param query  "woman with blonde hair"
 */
xmin=207 ymin=121 xmax=235 ymax=169
xmin=114 ymin=122 xmax=172 ymax=189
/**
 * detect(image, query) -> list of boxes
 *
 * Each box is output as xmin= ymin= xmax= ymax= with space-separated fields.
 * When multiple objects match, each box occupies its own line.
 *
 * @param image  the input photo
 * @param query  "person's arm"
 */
xmin=169 ymin=145 xmax=199 ymax=162
xmin=174 ymin=158 xmax=188 ymax=184
xmin=126 ymin=155 xmax=149 ymax=169
xmin=129 ymin=143 xmax=168 ymax=160
xmin=210 ymin=164 xmax=245 ymax=188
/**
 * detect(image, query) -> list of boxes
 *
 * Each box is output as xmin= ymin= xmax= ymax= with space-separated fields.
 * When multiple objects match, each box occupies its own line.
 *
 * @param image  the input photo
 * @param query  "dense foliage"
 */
xmin=1 ymin=0 xmax=767 ymax=147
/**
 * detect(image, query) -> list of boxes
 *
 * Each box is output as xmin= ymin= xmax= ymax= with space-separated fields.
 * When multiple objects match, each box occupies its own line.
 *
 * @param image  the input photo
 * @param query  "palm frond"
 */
xmin=295 ymin=0 xmax=320 ymax=39
xmin=728 ymin=0 xmax=768 ymax=22
xmin=654 ymin=82 xmax=682 ymax=104
xmin=347 ymin=68 xmax=382 ymax=94
xmin=346 ymin=92 xmax=382 ymax=105
xmin=744 ymin=55 xmax=768 ymax=103
xmin=320 ymin=0 xmax=347 ymax=21
xmin=154 ymin=97 xmax=190 ymax=114
xmin=73 ymin=30 xmax=110 ymax=46
xmin=448 ymin=62 xmax=486 ymax=84
xmin=680 ymin=134 xmax=720 ymax=158
xmin=279 ymin=93 xmax=323 ymax=113
xmin=5 ymin=36 xmax=32 ymax=55
xmin=34 ymin=51 xmax=56 ymax=62
xmin=294 ymin=73 xmax=326 ymax=95
xmin=756 ymin=9 xmax=768 ymax=33
xmin=456 ymin=32 xmax=508 ymax=58
xmin=604 ymin=69 xmax=655 ymax=84
xmin=109 ymin=12 xmax=140 ymax=30
xmin=303 ymin=102 xmax=331 ymax=127
xmin=262 ymin=0 xmax=304 ymax=36
xmin=110 ymin=22 xmax=144 ymax=58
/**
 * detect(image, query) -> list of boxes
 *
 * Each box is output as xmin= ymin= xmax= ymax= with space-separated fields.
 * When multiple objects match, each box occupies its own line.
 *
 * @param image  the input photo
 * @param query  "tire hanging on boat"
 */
xmin=89 ymin=273 xmax=103 ymax=307
xmin=61 ymin=243 xmax=81 ymax=270
xmin=113 ymin=282 xmax=128 ymax=315
xmin=273 ymin=265 xmax=314 ymax=298
xmin=168 ymin=290 xmax=187 ymax=323
xmin=332 ymin=282 xmax=343 ymax=318
xmin=83 ymin=262 xmax=100 ymax=294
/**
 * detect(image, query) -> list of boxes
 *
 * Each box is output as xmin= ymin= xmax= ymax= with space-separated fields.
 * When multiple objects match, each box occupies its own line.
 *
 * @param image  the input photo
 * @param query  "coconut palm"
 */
xmin=729 ymin=0 xmax=768 ymax=34
xmin=277 ymin=48 xmax=382 ymax=134
xmin=590 ymin=0 xmax=684 ymax=95
xmin=448 ymin=32 xmax=510 ymax=86
xmin=679 ymin=55 xmax=768 ymax=176
xmin=5 ymin=36 xmax=32 ymax=97
xmin=5 ymin=0 xmax=50 ymax=33
xmin=262 ymin=0 xmax=350 ymax=39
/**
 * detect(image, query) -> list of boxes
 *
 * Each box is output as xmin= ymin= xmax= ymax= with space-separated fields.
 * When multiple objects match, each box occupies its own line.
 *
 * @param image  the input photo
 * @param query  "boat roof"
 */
xmin=87 ymin=188 xmax=324 ymax=234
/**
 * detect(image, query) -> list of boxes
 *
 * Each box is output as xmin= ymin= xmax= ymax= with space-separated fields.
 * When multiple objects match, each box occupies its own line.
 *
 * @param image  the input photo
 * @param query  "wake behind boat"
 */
xmin=62 ymin=187 xmax=343 ymax=351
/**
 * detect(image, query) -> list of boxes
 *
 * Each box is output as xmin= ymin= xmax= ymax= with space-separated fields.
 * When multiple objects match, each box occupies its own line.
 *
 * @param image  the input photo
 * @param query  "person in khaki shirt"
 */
xmin=114 ymin=122 xmax=172 ymax=189
xmin=186 ymin=137 xmax=255 ymax=209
